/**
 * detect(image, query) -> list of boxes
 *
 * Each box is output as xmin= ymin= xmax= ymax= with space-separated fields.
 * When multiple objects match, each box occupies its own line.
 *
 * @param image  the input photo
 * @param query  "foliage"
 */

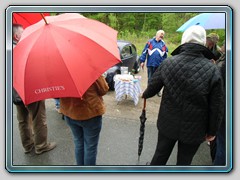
xmin=51 ymin=13 xmax=226 ymax=56
xmin=80 ymin=12 xmax=225 ymax=55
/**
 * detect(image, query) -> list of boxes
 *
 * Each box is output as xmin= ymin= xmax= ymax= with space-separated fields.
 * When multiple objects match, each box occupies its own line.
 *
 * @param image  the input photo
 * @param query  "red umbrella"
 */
xmin=13 ymin=13 xmax=121 ymax=105
xmin=13 ymin=12 xmax=50 ymax=28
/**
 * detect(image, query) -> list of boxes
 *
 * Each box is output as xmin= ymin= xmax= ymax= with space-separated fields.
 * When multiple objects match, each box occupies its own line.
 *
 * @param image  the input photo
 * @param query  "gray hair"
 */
xmin=156 ymin=30 xmax=165 ymax=36
xmin=12 ymin=24 xmax=23 ymax=37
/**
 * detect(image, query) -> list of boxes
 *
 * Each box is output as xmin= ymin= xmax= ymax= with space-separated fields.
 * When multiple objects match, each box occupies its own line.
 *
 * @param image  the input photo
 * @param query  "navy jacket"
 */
xmin=139 ymin=38 xmax=168 ymax=67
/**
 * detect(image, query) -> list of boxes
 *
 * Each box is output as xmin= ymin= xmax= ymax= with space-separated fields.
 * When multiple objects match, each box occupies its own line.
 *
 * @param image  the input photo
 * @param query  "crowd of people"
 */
xmin=13 ymin=23 xmax=226 ymax=166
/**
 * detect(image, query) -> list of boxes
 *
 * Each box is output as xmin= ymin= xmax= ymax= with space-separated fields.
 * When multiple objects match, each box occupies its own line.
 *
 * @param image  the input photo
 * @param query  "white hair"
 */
xmin=156 ymin=30 xmax=165 ymax=36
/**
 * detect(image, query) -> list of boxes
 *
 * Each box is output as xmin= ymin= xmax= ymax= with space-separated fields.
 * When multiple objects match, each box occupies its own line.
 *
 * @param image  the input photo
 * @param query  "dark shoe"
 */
xmin=35 ymin=142 xmax=57 ymax=155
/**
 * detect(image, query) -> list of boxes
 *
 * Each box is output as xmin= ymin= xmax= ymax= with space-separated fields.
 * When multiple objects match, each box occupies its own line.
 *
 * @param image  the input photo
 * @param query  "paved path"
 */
xmin=12 ymin=99 xmax=212 ymax=168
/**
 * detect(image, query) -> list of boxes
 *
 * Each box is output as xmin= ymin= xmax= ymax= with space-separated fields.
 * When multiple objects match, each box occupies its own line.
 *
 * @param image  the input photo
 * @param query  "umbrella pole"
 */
xmin=40 ymin=13 xmax=48 ymax=25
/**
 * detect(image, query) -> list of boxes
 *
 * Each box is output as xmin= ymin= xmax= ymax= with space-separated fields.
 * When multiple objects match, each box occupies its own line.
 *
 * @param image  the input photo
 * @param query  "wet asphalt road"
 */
xmin=12 ymin=99 xmax=212 ymax=167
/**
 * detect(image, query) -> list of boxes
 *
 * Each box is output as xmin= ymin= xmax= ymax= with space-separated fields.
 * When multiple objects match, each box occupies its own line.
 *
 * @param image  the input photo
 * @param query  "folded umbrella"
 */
xmin=138 ymin=98 xmax=147 ymax=163
xmin=13 ymin=13 xmax=121 ymax=105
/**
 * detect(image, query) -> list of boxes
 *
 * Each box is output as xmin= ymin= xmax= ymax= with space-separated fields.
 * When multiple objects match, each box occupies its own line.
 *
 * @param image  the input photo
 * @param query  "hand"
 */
xmin=210 ymin=59 xmax=216 ymax=64
xmin=140 ymin=62 xmax=145 ymax=69
xmin=205 ymin=135 xmax=216 ymax=142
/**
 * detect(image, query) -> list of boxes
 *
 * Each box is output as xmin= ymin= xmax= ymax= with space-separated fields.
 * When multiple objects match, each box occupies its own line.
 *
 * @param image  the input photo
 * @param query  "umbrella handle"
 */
xmin=143 ymin=98 xmax=146 ymax=111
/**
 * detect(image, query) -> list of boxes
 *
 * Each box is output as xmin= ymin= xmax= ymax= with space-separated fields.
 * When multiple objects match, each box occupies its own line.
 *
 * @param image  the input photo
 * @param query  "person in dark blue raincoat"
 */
xmin=139 ymin=30 xmax=168 ymax=84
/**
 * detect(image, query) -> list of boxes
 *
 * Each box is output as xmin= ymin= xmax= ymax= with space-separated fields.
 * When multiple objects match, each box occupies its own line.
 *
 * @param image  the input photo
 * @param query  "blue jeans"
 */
xmin=147 ymin=66 xmax=158 ymax=84
xmin=54 ymin=98 xmax=60 ymax=109
xmin=65 ymin=115 xmax=102 ymax=165
xmin=213 ymin=124 xmax=226 ymax=165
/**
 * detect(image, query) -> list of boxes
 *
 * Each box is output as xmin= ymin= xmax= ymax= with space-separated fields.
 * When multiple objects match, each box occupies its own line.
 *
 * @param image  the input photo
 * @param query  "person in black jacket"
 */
xmin=142 ymin=25 xmax=224 ymax=165
xmin=213 ymin=41 xmax=226 ymax=165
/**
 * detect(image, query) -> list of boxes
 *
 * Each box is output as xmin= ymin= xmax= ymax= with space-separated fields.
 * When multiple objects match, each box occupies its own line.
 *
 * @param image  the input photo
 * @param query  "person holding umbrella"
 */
xmin=12 ymin=13 xmax=121 ymax=162
xmin=13 ymin=24 xmax=57 ymax=155
xmin=142 ymin=25 xmax=224 ymax=165
xmin=60 ymin=75 xmax=109 ymax=166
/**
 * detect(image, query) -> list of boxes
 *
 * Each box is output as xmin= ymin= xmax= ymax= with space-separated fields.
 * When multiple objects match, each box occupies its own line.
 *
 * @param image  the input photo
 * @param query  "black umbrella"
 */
xmin=138 ymin=98 xmax=147 ymax=163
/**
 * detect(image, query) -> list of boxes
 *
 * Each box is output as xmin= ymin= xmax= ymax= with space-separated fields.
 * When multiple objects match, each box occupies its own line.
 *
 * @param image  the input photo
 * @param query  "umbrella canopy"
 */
xmin=13 ymin=12 xmax=50 ymax=28
xmin=138 ymin=99 xmax=147 ymax=163
xmin=177 ymin=13 xmax=225 ymax=32
xmin=13 ymin=13 xmax=121 ymax=105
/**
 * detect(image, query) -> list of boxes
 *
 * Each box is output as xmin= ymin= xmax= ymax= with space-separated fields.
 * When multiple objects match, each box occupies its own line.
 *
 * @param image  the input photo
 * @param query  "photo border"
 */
xmin=5 ymin=5 xmax=233 ymax=173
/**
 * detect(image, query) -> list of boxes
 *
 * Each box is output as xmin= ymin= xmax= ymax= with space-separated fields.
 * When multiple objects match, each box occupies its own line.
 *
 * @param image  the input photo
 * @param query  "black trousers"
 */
xmin=150 ymin=131 xmax=201 ymax=165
